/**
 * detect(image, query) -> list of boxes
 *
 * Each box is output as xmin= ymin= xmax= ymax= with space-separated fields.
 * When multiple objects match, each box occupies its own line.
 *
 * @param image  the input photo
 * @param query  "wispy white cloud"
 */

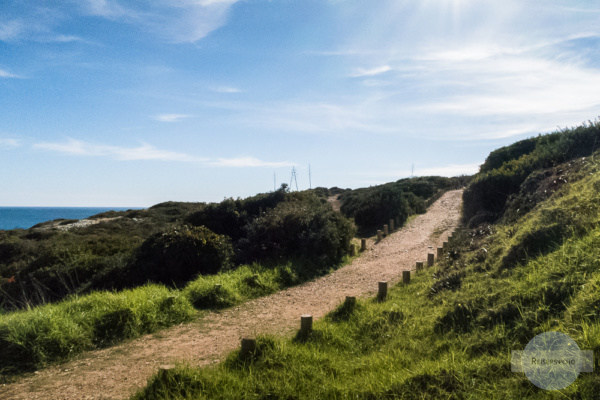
xmin=408 ymin=56 xmax=600 ymax=118
xmin=77 ymin=0 xmax=128 ymax=19
xmin=34 ymin=139 xmax=203 ymax=162
xmin=0 ymin=68 xmax=20 ymax=78
xmin=350 ymin=65 xmax=392 ymax=78
xmin=210 ymin=157 xmax=294 ymax=168
xmin=0 ymin=138 xmax=20 ymax=148
xmin=0 ymin=19 xmax=24 ymax=41
xmin=212 ymin=86 xmax=242 ymax=93
xmin=34 ymin=138 xmax=292 ymax=167
xmin=153 ymin=114 xmax=193 ymax=123
xmin=75 ymin=0 xmax=240 ymax=43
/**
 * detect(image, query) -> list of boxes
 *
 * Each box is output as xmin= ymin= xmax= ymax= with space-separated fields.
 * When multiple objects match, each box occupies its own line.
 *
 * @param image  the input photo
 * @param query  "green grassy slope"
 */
xmin=133 ymin=130 xmax=600 ymax=399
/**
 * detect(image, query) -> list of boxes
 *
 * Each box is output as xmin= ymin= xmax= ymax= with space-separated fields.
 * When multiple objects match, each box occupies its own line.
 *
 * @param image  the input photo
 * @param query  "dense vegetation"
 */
xmin=339 ymin=176 xmax=469 ymax=235
xmin=134 ymin=123 xmax=600 ymax=399
xmin=463 ymin=119 xmax=600 ymax=226
xmin=0 ymin=203 xmax=204 ymax=310
xmin=0 ymin=188 xmax=356 ymax=311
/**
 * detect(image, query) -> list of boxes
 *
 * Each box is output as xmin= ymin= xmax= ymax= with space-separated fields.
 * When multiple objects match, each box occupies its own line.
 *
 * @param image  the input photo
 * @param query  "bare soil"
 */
xmin=0 ymin=189 xmax=463 ymax=400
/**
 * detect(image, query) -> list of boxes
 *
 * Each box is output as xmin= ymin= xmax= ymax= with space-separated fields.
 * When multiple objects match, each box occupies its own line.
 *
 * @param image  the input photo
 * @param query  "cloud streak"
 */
xmin=34 ymin=139 xmax=202 ymax=162
xmin=34 ymin=138 xmax=292 ymax=167
xmin=0 ymin=68 xmax=20 ymax=78
xmin=350 ymin=65 xmax=392 ymax=78
xmin=153 ymin=114 xmax=193 ymax=123
xmin=75 ymin=0 xmax=240 ymax=43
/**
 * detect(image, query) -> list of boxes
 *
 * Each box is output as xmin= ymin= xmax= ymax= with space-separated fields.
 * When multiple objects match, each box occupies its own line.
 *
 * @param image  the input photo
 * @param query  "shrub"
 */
xmin=339 ymin=176 xmax=464 ymax=234
xmin=185 ymin=189 xmax=287 ymax=241
xmin=239 ymin=195 xmax=355 ymax=268
xmin=463 ymin=120 xmax=600 ymax=225
xmin=129 ymin=225 xmax=233 ymax=287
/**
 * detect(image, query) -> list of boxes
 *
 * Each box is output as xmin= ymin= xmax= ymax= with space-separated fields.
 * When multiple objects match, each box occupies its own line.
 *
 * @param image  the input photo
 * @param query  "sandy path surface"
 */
xmin=1 ymin=190 xmax=463 ymax=400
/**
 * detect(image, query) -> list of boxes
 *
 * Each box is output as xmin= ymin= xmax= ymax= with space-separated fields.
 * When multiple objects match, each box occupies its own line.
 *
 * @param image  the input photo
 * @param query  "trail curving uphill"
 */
xmin=1 ymin=190 xmax=463 ymax=400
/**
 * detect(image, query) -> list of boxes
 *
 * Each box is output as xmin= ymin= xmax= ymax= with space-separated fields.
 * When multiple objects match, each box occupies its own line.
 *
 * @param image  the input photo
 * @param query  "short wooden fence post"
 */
xmin=300 ymin=314 xmax=313 ymax=335
xmin=383 ymin=224 xmax=389 ymax=236
xmin=360 ymin=239 xmax=366 ymax=251
xmin=240 ymin=338 xmax=256 ymax=358
xmin=402 ymin=270 xmax=411 ymax=284
xmin=378 ymin=281 xmax=388 ymax=300
xmin=427 ymin=253 xmax=434 ymax=267
xmin=416 ymin=261 xmax=424 ymax=272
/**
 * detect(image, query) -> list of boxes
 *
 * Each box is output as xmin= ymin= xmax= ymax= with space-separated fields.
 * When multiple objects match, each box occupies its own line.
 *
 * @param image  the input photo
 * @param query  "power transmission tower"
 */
xmin=290 ymin=167 xmax=298 ymax=191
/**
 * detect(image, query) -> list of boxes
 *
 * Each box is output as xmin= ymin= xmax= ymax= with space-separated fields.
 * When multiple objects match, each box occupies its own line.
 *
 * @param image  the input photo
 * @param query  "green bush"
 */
xmin=128 ymin=225 xmax=233 ymax=287
xmin=239 ymin=195 xmax=355 ymax=268
xmin=463 ymin=120 xmax=600 ymax=225
xmin=185 ymin=189 xmax=287 ymax=241
xmin=338 ymin=176 xmax=466 ymax=234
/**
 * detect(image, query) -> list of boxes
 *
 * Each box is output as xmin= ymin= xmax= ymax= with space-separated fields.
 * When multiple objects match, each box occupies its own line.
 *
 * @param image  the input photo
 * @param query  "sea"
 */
xmin=0 ymin=207 xmax=140 ymax=230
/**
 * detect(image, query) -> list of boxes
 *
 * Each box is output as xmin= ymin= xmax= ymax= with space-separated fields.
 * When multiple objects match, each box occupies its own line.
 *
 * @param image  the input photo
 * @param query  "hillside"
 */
xmin=131 ymin=122 xmax=600 ymax=399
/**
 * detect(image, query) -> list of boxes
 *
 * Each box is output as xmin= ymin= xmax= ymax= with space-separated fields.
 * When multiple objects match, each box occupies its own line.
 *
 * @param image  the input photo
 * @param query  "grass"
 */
xmin=0 ymin=254 xmax=356 ymax=378
xmin=0 ymin=285 xmax=195 ymax=376
xmin=131 ymin=158 xmax=600 ymax=399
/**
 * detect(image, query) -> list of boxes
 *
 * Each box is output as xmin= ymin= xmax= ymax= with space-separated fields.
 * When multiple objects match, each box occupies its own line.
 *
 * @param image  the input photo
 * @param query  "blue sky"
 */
xmin=1 ymin=0 xmax=599 ymax=206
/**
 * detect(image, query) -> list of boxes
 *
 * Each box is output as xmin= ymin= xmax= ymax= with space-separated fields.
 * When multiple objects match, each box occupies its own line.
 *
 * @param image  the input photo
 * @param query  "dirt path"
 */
xmin=0 ymin=190 xmax=463 ymax=400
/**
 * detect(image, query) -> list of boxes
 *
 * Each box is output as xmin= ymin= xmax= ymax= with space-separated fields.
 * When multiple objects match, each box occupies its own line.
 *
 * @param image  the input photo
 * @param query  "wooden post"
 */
xmin=402 ymin=270 xmax=411 ymax=284
xmin=345 ymin=296 xmax=356 ymax=306
xmin=378 ymin=281 xmax=388 ymax=300
xmin=383 ymin=224 xmax=389 ymax=236
xmin=389 ymin=219 xmax=394 ymax=231
xmin=448 ymin=234 xmax=453 ymax=243
xmin=377 ymin=230 xmax=383 ymax=241
xmin=427 ymin=253 xmax=434 ymax=267
xmin=437 ymin=247 xmax=443 ymax=258
xmin=416 ymin=261 xmax=424 ymax=272
xmin=360 ymin=238 xmax=366 ymax=252
xmin=240 ymin=338 xmax=256 ymax=358
xmin=214 ymin=283 xmax=222 ymax=291
xmin=349 ymin=244 xmax=356 ymax=256
xmin=300 ymin=314 xmax=313 ymax=335
xmin=442 ymin=241 xmax=448 ymax=249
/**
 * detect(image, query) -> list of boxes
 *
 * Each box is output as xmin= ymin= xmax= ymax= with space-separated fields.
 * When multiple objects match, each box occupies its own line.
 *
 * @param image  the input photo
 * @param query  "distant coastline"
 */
xmin=0 ymin=207 xmax=141 ymax=230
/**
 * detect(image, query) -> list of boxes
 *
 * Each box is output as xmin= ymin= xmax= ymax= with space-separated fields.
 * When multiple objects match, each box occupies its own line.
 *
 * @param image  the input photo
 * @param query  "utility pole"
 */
xmin=290 ymin=167 xmax=298 ymax=191
xmin=273 ymin=172 xmax=276 ymax=191
xmin=309 ymin=164 xmax=312 ymax=189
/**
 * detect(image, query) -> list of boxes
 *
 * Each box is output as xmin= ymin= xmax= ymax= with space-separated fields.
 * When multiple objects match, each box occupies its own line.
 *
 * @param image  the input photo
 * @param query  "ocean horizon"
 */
xmin=0 ymin=207 xmax=142 ymax=230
